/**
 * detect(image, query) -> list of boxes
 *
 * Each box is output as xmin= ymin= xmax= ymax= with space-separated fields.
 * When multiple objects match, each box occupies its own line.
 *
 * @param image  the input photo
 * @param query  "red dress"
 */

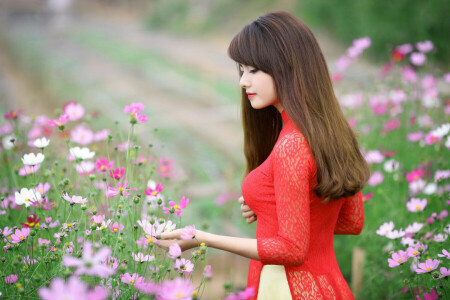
xmin=242 ymin=110 xmax=364 ymax=300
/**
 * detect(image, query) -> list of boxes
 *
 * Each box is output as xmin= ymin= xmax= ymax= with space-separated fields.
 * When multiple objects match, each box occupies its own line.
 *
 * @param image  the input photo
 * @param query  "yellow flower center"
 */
xmin=130 ymin=280 xmax=135 ymax=284
xmin=100 ymin=226 xmax=105 ymax=230
xmin=416 ymin=206 xmax=421 ymax=210
xmin=28 ymin=222 xmax=35 ymax=227
xmin=426 ymin=267 xmax=431 ymax=271
xmin=175 ymin=293 xmax=183 ymax=299
xmin=119 ymin=187 xmax=124 ymax=192
xmin=147 ymin=238 xmax=153 ymax=243
xmin=20 ymin=236 xmax=25 ymax=240
xmin=57 ymin=122 xmax=62 ymax=127
xmin=413 ymin=251 xmax=418 ymax=255
xmin=67 ymin=223 xmax=72 ymax=227
xmin=25 ymin=199 xmax=30 ymax=202
xmin=174 ymin=205 xmax=179 ymax=209
xmin=39 ymin=189 xmax=43 ymax=193
xmin=113 ymin=228 xmax=118 ymax=232
xmin=397 ymin=259 xmax=402 ymax=263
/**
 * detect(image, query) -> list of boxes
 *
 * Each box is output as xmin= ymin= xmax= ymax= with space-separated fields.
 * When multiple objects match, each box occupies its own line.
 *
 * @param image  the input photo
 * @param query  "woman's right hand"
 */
xmin=239 ymin=196 xmax=257 ymax=224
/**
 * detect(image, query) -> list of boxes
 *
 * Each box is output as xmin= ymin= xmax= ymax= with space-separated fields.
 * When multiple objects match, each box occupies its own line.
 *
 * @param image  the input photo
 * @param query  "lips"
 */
xmin=246 ymin=93 xmax=256 ymax=99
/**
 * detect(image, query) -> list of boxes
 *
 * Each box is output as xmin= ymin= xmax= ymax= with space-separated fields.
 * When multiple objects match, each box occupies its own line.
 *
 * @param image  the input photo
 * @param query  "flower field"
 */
xmin=0 ymin=15 xmax=449 ymax=300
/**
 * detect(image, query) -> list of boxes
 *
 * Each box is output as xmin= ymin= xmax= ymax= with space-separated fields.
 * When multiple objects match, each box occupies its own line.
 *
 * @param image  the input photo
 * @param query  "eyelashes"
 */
xmin=239 ymin=67 xmax=259 ymax=76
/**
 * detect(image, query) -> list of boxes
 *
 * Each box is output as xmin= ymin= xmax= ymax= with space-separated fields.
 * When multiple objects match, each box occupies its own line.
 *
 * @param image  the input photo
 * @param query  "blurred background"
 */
xmin=0 ymin=0 xmax=449 ymax=298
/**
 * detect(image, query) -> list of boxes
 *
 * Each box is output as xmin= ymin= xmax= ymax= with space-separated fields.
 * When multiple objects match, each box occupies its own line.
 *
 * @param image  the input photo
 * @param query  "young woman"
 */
xmin=153 ymin=11 xmax=370 ymax=300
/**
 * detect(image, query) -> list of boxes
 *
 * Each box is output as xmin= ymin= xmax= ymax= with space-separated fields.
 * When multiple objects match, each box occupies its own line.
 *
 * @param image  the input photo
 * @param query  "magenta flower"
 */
xmin=11 ymin=228 xmax=30 ymax=243
xmin=133 ymin=112 xmax=148 ymax=123
xmin=5 ymin=274 xmax=18 ymax=284
xmin=95 ymin=158 xmax=114 ymax=172
xmin=145 ymin=183 xmax=163 ymax=197
xmin=120 ymin=273 xmax=145 ymax=285
xmin=368 ymin=171 xmax=384 ymax=186
xmin=62 ymin=241 xmax=115 ymax=278
xmin=163 ymin=196 xmax=189 ymax=216
xmin=38 ymin=276 xmax=108 ymax=300
xmin=415 ymin=259 xmax=440 ymax=274
xmin=204 ymin=265 xmax=212 ymax=279
xmin=156 ymin=157 xmax=176 ymax=178
xmin=158 ymin=278 xmax=195 ymax=300
xmin=102 ymin=256 xmax=120 ymax=270
xmin=406 ymin=198 xmax=427 ymax=212
xmin=106 ymin=180 xmax=137 ymax=198
xmin=419 ymin=288 xmax=441 ymax=300
xmin=109 ymin=167 xmax=125 ymax=180
xmin=48 ymin=114 xmax=69 ymax=128
xmin=110 ymin=222 xmax=124 ymax=233
xmin=124 ymin=102 xmax=144 ymax=114
xmin=238 ymin=286 xmax=256 ymax=300
xmin=180 ymin=225 xmax=196 ymax=240
xmin=64 ymin=102 xmax=85 ymax=121
xmin=35 ymin=182 xmax=51 ymax=195
xmin=406 ymin=169 xmax=424 ymax=182
xmin=425 ymin=132 xmax=441 ymax=145
xmin=132 ymin=252 xmax=154 ymax=263
xmin=388 ymin=250 xmax=408 ymax=268
xmin=174 ymin=258 xmax=194 ymax=274
xmin=381 ymin=119 xmax=401 ymax=135
xmin=437 ymin=267 xmax=450 ymax=279
xmin=168 ymin=244 xmax=182 ymax=259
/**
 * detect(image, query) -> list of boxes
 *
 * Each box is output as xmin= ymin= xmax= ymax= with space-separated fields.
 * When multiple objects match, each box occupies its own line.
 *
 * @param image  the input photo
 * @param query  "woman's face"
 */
xmin=239 ymin=64 xmax=283 ymax=112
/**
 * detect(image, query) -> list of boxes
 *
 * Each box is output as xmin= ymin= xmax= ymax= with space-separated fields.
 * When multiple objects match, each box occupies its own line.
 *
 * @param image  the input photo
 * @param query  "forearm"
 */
xmin=202 ymin=232 xmax=260 ymax=261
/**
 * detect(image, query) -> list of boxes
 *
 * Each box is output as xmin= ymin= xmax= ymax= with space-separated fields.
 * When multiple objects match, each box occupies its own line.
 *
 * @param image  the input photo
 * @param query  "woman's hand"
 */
xmin=239 ymin=196 xmax=257 ymax=224
xmin=146 ymin=229 xmax=205 ymax=252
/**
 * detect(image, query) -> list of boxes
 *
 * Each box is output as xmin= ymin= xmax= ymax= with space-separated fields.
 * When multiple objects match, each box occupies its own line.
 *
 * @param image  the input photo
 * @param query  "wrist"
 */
xmin=199 ymin=231 xmax=214 ymax=247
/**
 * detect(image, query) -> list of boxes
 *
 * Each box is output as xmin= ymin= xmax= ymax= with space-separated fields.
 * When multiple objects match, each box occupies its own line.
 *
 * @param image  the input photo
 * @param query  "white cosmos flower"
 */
xmin=22 ymin=153 xmax=45 ymax=166
xmin=385 ymin=229 xmax=405 ymax=239
xmin=423 ymin=183 xmax=438 ymax=195
xmin=15 ymin=188 xmax=42 ymax=207
xmin=69 ymin=147 xmax=95 ymax=160
xmin=405 ymin=222 xmax=424 ymax=234
xmin=383 ymin=159 xmax=400 ymax=173
xmin=34 ymin=137 xmax=50 ymax=148
xmin=431 ymin=123 xmax=450 ymax=138
xmin=2 ymin=134 xmax=16 ymax=150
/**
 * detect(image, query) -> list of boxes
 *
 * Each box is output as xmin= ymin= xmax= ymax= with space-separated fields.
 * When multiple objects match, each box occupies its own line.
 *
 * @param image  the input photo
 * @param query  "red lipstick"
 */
xmin=247 ymin=93 xmax=256 ymax=99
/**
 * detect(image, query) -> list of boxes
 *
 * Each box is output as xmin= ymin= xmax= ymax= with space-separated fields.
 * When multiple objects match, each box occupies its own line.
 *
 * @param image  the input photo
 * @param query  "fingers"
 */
xmin=238 ymin=196 xmax=245 ymax=205
xmin=246 ymin=215 xmax=257 ymax=224
xmin=242 ymin=210 xmax=255 ymax=218
xmin=240 ymin=204 xmax=252 ymax=213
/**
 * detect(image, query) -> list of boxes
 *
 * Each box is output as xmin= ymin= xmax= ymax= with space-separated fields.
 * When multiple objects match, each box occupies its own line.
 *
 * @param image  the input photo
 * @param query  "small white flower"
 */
xmin=434 ymin=233 xmax=448 ymax=242
xmin=132 ymin=252 xmax=154 ymax=262
xmin=364 ymin=150 xmax=384 ymax=164
xmin=423 ymin=183 xmax=438 ymax=195
xmin=33 ymin=137 xmax=50 ymax=149
xmin=69 ymin=147 xmax=95 ymax=160
xmin=445 ymin=136 xmax=450 ymax=149
xmin=401 ymin=237 xmax=416 ymax=246
xmin=386 ymin=229 xmax=405 ymax=239
xmin=383 ymin=159 xmax=400 ymax=173
xmin=405 ymin=222 xmax=424 ymax=234
xmin=431 ymin=123 xmax=450 ymax=138
xmin=15 ymin=188 xmax=42 ymax=207
xmin=22 ymin=153 xmax=45 ymax=166
xmin=2 ymin=134 xmax=16 ymax=150
xmin=376 ymin=221 xmax=395 ymax=236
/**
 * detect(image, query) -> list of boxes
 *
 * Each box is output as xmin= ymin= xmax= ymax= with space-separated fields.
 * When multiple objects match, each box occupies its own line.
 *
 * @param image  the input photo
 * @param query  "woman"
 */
xmin=153 ymin=11 xmax=370 ymax=300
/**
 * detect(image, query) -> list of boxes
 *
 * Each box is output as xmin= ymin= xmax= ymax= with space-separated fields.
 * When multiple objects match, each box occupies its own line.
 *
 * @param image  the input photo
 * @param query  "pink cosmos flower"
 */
xmin=362 ymin=192 xmax=373 ymax=203
xmin=238 ymin=286 xmax=256 ymax=300
xmin=5 ymin=274 xmax=18 ymax=284
xmin=124 ymin=102 xmax=144 ymax=114
xmin=335 ymin=55 xmax=351 ymax=71
xmin=406 ymin=169 xmax=424 ymax=182
xmin=416 ymin=40 xmax=434 ymax=53
xmin=396 ymin=43 xmax=413 ymax=55
xmin=369 ymin=96 xmax=388 ymax=115
xmin=401 ymin=66 xmax=417 ymax=83
xmin=376 ymin=221 xmax=395 ymax=236
xmin=38 ymin=276 xmax=108 ymax=300
xmin=163 ymin=196 xmax=189 ymax=216
xmin=11 ymin=228 xmax=30 ymax=243
xmin=4 ymin=109 xmax=22 ymax=120
xmin=133 ymin=112 xmax=148 ymax=123
xmin=75 ymin=161 xmax=95 ymax=177
xmin=425 ymin=132 xmax=441 ymax=145
xmin=106 ymin=180 xmax=138 ymax=198
xmin=405 ymin=222 xmax=424 ymax=234
xmin=168 ymin=243 xmax=182 ymax=259
xmin=18 ymin=164 xmax=41 ymax=176
xmin=145 ymin=183 xmax=163 ymax=197
xmin=407 ymin=131 xmax=424 ymax=142
xmin=110 ymin=222 xmax=124 ymax=233
xmin=418 ymin=288 xmax=441 ymax=300
xmin=434 ymin=170 xmax=450 ymax=182
xmin=437 ymin=267 xmax=450 ymax=279
xmin=180 ymin=225 xmax=196 ymax=240
xmin=109 ymin=167 xmax=125 ymax=180
xmin=64 ymin=102 xmax=85 ymax=121
xmin=437 ymin=249 xmax=450 ymax=259
xmin=406 ymin=198 xmax=427 ymax=212
xmin=409 ymin=179 xmax=426 ymax=195
xmin=62 ymin=241 xmax=115 ymax=278
xmin=38 ymin=238 xmax=51 ymax=246
xmin=406 ymin=247 xmax=421 ymax=258
xmin=438 ymin=209 xmax=448 ymax=221
xmin=102 ymin=256 xmax=120 ymax=270
xmin=93 ymin=129 xmax=110 ymax=141
xmin=70 ymin=125 xmax=94 ymax=145
xmin=134 ymin=281 xmax=159 ymax=295
xmin=204 ymin=265 xmax=212 ymax=279
xmin=433 ymin=233 xmax=448 ymax=242
xmin=121 ymin=273 xmax=145 ymax=285
xmin=48 ymin=114 xmax=69 ymax=128
xmin=95 ymin=158 xmax=114 ymax=172
xmin=382 ymin=119 xmax=401 ymax=135
xmin=158 ymin=278 xmax=195 ymax=300
xmin=331 ymin=73 xmax=344 ymax=83
xmin=174 ymin=258 xmax=194 ymax=274
xmin=368 ymin=171 xmax=384 ymax=187
xmin=421 ymin=74 xmax=437 ymax=89
xmin=415 ymin=259 xmax=440 ymax=274
xmin=62 ymin=193 xmax=87 ymax=205
xmin=132 ymin=252 xmax=154 ymax=263
xmin=156 ymin=158 xmax=176 ymax=178
xmin=410 ymin=52 xmax=426 ymax=66
xmin=35 ymin=182 xmax=51 ymax=195
xmin=364 ymin=150 xmax=384 ymax=164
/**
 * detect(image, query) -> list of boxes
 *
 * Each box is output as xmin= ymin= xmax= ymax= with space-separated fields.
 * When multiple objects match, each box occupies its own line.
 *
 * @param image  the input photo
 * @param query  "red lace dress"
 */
xmin=242 ymin=110 xmax=364 ymax=300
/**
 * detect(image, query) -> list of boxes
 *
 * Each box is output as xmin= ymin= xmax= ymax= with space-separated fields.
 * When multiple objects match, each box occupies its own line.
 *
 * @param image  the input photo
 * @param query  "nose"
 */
xmin=239 ymin=73 xmax=250 ymax=89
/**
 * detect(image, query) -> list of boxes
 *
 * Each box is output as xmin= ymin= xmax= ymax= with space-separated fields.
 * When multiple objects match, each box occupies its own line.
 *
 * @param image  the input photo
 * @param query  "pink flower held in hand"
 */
xmin=180 ymin=225 xmax=196 ymax=240
xmin=110 ymin=222 xmax=124 ymax=233
xmin=437 ymin=249 xmax=450 ymax=259
xmin=174 ymin=258 xmax=194 ymax=274
xmin=168 ymin=243 xmax=182 ymax=259
xmin=5 ymin=274 xmax=18 ymax=284
xmin=368 ymin=171 xmax=384 ymax=186
xmin=11 ymin=228 xmax=30 ymax=243
xmin=415 ymin=259 xmax=440 ymax=274
xmin=109 ymin=167 xmax=125 ymax=180
xmin=62 ymin=241 xmax=115 ymax=278
xmin=124 ymin=102 xmax=144 ymax=114
xmin=406 ymin=198 xmax=427 ymax=212
xmin=48 ymin=114 xmax=69 ymax=129
xmin=163 ymin=196 xmax=190 ymax=216
xmin=106 ymin=180 xmax=137 ymax=198
xmin=120 ymin=273 xmax=145 ymax=285
xmin=95 ymin=158 xmax=114 ymax=172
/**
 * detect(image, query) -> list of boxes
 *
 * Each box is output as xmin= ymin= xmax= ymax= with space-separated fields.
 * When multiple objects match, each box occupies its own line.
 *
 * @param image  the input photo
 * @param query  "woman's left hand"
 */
xmin=146 ymin=229 xmax=206 ymax=252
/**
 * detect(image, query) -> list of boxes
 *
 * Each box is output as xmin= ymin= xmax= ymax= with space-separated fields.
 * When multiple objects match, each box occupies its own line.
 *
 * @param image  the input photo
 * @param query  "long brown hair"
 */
xmin=228 ymin=11 xmax=370 ymax=200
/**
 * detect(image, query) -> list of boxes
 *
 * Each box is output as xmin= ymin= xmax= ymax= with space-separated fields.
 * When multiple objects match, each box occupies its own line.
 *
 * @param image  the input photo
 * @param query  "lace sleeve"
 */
xmin=257 ymin=132 xmax=312 ymax=267
xmin=334 ymin=191 xmax=364 ymax=235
